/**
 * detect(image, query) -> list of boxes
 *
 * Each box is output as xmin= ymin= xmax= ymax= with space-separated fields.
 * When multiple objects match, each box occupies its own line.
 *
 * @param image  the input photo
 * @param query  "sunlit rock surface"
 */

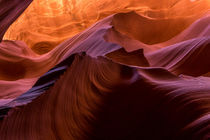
xmin=3 ymin=0 xmax=210 ymax=54
xmin=0 ymin=0 xmax=210 ymax=139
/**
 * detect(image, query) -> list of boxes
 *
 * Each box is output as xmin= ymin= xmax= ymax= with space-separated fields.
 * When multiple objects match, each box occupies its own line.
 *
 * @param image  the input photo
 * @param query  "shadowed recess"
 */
xmin=0 ymin=0 xmax=210 ymax=140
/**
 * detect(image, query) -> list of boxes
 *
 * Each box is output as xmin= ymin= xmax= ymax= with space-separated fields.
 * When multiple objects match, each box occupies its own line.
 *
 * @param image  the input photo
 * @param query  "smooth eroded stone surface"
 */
xmin=0 ymin=0 xmax=210 ymax=139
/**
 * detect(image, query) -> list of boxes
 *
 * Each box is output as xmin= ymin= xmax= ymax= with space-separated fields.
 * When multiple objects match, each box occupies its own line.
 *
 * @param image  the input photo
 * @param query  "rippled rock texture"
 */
xmin=0 ymin=0 xmax=210 ymax=140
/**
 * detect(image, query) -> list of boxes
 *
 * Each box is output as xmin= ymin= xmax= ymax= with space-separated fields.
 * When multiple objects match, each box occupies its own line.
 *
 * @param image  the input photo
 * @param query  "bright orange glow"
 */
xmin=1 ymin=0 xmax=210 ymax=139
xmin=3 ymin=0 xmax=210 ymax=54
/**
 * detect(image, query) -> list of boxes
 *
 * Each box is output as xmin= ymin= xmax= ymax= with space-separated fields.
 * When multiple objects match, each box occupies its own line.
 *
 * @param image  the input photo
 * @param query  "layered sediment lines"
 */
xmin=3 ymin=0 xmax=210 ymax=54
xmin=1 ymin=54 xmax=210 ymax=140
xmin=0 ymin=0 xmax=210 ymax=139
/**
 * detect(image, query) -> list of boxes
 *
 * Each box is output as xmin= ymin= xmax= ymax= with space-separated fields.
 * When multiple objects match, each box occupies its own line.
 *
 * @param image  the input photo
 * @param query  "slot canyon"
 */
xmin=0 ymin=0 xmax=210 ymax=139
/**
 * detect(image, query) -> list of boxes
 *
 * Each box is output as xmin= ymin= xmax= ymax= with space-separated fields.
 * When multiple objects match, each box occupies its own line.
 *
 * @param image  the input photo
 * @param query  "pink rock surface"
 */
xmin=0 ymin=0 xmax=210 ymax=139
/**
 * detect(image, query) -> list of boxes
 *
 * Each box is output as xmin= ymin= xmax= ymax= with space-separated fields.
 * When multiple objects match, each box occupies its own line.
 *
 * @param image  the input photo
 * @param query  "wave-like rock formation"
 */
xmin=4 ymin=0 xmax=210 ymax=54
xmin=0 ymin=0 xmax=210 ymax=139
